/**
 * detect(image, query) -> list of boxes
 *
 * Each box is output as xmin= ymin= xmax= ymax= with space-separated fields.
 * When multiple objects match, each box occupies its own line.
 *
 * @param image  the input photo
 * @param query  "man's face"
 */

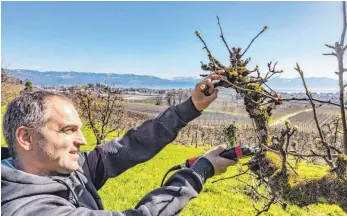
xmin=32 ymin=97 xmax=86 ymax=175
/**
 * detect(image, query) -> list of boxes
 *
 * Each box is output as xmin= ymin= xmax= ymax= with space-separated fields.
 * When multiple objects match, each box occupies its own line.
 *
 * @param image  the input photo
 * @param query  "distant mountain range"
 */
xmin=5 ymin=69 xmax=343 ymax=92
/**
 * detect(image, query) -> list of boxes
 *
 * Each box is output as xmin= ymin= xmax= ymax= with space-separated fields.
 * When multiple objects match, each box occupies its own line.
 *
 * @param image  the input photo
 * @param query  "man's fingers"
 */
xmin=198 ymin=73 xmax=227 ymax=95
xmin=203 ymin=143 xmax=239 ymax=175
xmin=207 ymin=82 xmax=214 ymax=94
xmin=208 ymin=89 xmax=218 ymax=100
xmin=198 ymin=78 xmax=214 ymax=94
xmin=206 ymin=73 xmax=227 ymax=81
xmin=215 ymin=70 xmax=226 ymax=75
xmin=199 ymin=78 xmax=212 ymax=86
xmin=214 ymin=144 xmax=238 ymax=164
xmin=219 ymin=157 xmax=238 ymax=167
xmin=213 ymin=144 xmax=228 ymax=154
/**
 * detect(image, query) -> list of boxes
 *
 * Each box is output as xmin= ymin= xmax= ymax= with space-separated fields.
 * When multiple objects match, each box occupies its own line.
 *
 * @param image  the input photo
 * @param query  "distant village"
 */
xmin=38 ymin=83 xmax=346 ymax=106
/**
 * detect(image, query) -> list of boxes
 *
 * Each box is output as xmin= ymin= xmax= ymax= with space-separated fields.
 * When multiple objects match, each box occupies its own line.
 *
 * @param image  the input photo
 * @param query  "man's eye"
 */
xmin=64 ymin=128 xmax=75 ymax=134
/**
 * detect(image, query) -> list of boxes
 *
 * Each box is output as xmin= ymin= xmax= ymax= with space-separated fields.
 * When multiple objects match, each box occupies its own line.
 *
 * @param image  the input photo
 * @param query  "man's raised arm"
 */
xmin=82 ymin=73 xmax=226 ymax=190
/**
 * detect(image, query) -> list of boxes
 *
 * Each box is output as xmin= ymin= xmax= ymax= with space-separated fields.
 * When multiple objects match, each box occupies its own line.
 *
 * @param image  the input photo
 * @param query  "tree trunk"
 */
xmin=245 ymin=98 xmax=270 ymax=146
xmin=253 ymin=116 xmax=270 ymax=146
xmin=338 ymin=50 xmax=347 ymax=154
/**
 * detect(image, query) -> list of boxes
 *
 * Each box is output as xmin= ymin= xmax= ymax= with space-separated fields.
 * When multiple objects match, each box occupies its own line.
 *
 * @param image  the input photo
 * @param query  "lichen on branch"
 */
xmin=195 ymin=17 xmax=283 ymax=147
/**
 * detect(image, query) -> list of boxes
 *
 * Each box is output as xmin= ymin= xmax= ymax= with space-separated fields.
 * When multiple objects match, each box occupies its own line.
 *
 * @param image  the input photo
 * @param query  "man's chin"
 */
xmin=58 ymin=163 xmax=79 ymax=175
xmin=68 ymin=163 xmax=79 ymax=172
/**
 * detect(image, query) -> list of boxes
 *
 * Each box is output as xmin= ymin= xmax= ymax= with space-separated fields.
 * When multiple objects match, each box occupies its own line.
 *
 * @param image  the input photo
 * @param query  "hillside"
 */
xmin=6 ymin=69 xmax=344 ymax=91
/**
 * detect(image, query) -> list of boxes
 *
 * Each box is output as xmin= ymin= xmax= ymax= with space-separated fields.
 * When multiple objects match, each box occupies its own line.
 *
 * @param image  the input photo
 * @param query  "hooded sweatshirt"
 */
xmin=1 ymin=97 xmax=215 ymax=216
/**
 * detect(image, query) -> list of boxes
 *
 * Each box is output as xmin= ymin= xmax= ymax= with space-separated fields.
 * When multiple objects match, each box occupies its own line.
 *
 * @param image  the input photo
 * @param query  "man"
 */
xmin=2 ymin=73 xmax=237 ymax=216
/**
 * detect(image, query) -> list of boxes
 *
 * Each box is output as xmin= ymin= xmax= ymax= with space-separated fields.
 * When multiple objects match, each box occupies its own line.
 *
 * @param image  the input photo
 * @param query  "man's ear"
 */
xmin=16 ymin=126 xmax=33 ymax=151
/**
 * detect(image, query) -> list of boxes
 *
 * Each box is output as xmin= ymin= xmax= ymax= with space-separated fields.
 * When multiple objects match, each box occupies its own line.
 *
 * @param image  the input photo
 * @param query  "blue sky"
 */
xmin=1 ymin=1 xmax=343 ymax=79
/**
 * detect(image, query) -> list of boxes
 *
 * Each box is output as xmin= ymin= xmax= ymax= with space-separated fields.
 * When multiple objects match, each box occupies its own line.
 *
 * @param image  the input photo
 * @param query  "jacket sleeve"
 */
xmin=130 ymin=157 xmax=215 ymax=216
xmin=82 ymin=97 xmax=202 ymax=190
xmin=3 ymin=158 xmax=214 ymax=216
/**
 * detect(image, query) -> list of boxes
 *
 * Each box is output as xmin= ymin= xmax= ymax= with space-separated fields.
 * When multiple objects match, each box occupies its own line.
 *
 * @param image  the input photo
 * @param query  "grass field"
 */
xmin=78 ymin=124 xmax=345 ymax=215
xmin=97 ymin=144 xmax=345 ymax=216
xmin=1 ymin=105 xmax=346 ymax=215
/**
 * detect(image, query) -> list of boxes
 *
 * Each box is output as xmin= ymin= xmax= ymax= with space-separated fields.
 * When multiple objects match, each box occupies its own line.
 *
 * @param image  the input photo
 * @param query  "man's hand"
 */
xmin=203 ymin=144 xmax=238 ymax=175
xmin=191 ymin=72 xmax=226 ymax=111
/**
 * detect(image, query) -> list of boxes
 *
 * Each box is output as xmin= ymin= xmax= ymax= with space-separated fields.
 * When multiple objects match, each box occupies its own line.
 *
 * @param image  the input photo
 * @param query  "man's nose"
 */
xmin=74 ymin=130 xmax=87 ymax=146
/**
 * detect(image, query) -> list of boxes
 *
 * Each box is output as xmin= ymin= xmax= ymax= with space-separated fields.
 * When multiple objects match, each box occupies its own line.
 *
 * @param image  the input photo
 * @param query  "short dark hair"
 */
xmin=3 ymin=91 xmax=72 ymax=158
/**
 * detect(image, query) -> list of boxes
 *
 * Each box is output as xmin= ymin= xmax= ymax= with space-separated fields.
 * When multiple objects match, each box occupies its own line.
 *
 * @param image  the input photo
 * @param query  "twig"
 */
xmin=329 ymin=145 xmax=343 ymax=154
xmin=195 ymin=31 xmax=219 ymax=71
xmin=334 ymin=118 xmax=341 ymax=144
xmin=217 ymin=16 xmax=232 ymax=58
xmin=241 ymin=26 xmax=267 ymax=58
xmin=255 ymin=196 xmax=276 ymax=216
xmin=295 ymin=63 xmax=334 ymax=167
xmin=261 ymin=80 xmax=277 ymax=94
xmin=264 ymin=61 xmax=283 ymax=82
xmin=323 ymin=52 xmax=337 ymax=56
xmin=340 ymin=1 xmax=347 ymax=46
xmin=212 ymin=168 xmax=250 ymax=183
xmin=287 ymin=151 xmax=339 ymax=158
xmin=325 ymin=44 xmax=335 ymax=49
xmin=310 ymin=149 xmax=333 ymax=167
xmin=237 ymin=177 xmax=271 ymax=200
xmin=262 ymin=144 xmax=339 ymax=158
xmin=280 ymin=98 xmax=347 ymax=110
xmin=337 ymin=1 xmax=347 ymax=155
xmin=217 ymin=74 xmax=280 ymax=101
xmin=244 ymin=57 xmax=252 ymax=66
xmin=286 ymin=161 xmax=299 ymax=176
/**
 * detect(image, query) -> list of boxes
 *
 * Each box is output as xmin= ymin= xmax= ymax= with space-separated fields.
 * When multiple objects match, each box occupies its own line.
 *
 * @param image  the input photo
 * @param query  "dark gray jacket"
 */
xmin=1 ymin=97 xmax=215 ymax=216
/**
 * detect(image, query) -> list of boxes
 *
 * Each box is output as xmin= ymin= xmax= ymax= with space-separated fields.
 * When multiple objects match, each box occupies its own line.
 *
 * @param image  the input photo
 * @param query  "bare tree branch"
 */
xmin=241 ymin=26 xmax=268 ymax=58
xmin=195 ymin=31 xmax=219 ymax=71
xmin=323 ymin=52 xmax=337 ymax=56
xmin=336 ymin=1 xmax=347 ymax=154
xmin=325 ymin=44 xmax=336 ymax=49
xmin=217 ymin=16 xmax=233 ymax=59
xmin=212 ymin=168 xmax=250 ymax=183
xmin=286 ymin=161 xmax=299 ymax=176
xmin=255 ymin=196 xmax=276 ymax=216
xmin=295 ymin=63 xmax=334 ymax=168
xmin=280 ymin=97 xmax=347 ymax=110
xmin=340 ymin=1 xmax=347 ymax=46
xmin=216 ymin=74 xmax=280 ymax=101
xmin=287 ymin=151 xmax=339 ymax=158
xmin=76 ymin=91 xmax=125 ymax=145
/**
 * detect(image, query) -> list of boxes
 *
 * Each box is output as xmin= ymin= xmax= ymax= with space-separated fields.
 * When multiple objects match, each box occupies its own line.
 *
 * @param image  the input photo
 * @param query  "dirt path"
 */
xmin=270 ymin=108 xmax=312 ymax=127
